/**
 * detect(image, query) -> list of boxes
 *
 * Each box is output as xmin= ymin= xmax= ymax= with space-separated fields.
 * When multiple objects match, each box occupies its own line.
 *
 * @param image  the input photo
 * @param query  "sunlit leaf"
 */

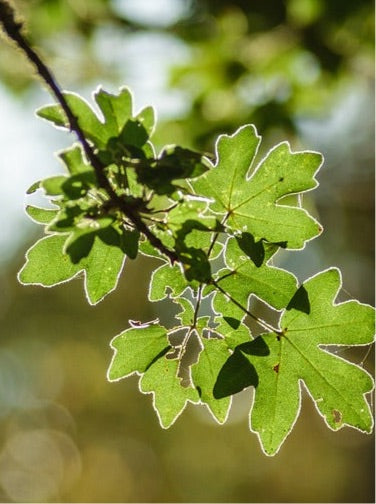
xmin=18 ymin=232 xmax=126 ymax=304
xmin=192 ymin=125 xmax=323 ymax=249
xmin=245 ymin=268 xmax=375 ymax=455
xmin=108 ymin=324 xmax=170 ymax=381
xmin=140 ymin=356 xmax=200 ymax=428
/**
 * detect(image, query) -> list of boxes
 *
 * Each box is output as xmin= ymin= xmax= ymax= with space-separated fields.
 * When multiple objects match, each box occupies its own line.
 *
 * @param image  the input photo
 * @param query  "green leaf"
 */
xmin=37 ymin=92 xmax=106 ymax=147
xmin=94 ymin=87 xmax=133 ymax=138
xmin=213 ymin=338 xmax=268 ymax=398
xmin=213 ymin=317 xmax=252 ymax=350
xmin=246 ymin=268 xmax=375 ymax=455
xmin=25 ymin=205 xmax=58 ymax=224
xmin=140 ymin=356 xmax=200 ymax=428
xmin=26 ymin=180 xmax=41 ymax=194
xmin=174 ymin=297 xmax=195 ymax=326
xmin=41 ymin=175 xmax=67 ymax=196
xmin=18 ymin=232 xmax=126 ymax=305
xmin=148 ymin=263 xmax=188 ymax=301
xmin=138 ymin=239 xmax=163 ymax=259
xmin=184 ymin=228 xmax=223 ymax=258
xmin=214 ymin=236 xmax=297 ymax=312
xmin=108 ymin=324 xmax=170 ymax=381
xmin=135 ymin=105 xmax=156 ymax=139
xmin=37 ymin=88 xmax=155 ymax=152
xmin=191 ymin=338 xmax=232 ymax=423
xmin=166 ymin=198 xmax=218 ymax=233
xmin=58 ymin=144 xmax=92 ymax=175
xmin=192 ymin=125 xmax=323 ymax=249
xmin=137 ymin=145 xmax=209 ymax=195
xmin=118 ymin=227 xmax=139 ymax=259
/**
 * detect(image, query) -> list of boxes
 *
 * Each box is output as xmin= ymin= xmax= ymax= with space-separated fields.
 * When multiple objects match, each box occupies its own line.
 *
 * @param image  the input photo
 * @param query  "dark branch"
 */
xmin=0 ymin=0 xmax=178 ymax=263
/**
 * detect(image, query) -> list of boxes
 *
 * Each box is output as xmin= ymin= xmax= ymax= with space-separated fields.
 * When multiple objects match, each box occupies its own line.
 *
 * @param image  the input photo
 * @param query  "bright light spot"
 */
xmin=0 ymin=429 xmax=81 ymax=502
xmin=0 ymin=85 xmax=68 ymax=267
xmin=111 ymin=0 xmax=191 ymax=27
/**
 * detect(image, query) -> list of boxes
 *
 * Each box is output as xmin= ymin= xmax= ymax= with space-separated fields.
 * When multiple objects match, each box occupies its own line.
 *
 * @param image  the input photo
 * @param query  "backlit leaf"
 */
xmin=108 ymin=324 xmax=170 ymax=381
xmin=192 ymin=125 xmax=323 ymax=249
xmin=18 ymin=231 xmax=126 ymax=305
xmin=246 ymin=268 xmax=375 ymax=455
xmin=140 ymin=356 xmax=200 ymax=428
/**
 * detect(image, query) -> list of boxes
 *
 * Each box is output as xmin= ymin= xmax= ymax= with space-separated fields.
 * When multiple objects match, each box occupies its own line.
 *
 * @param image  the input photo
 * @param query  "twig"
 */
xmin=211 ymin=279 xmax=282 ymax=336
xmin=0 ymin=0 xmax=178 ymax=263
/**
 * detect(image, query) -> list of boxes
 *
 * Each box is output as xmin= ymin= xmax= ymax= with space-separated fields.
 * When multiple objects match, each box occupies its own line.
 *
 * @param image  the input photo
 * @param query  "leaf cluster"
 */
xmin=18 ymin=87 xmax=374 ymax=455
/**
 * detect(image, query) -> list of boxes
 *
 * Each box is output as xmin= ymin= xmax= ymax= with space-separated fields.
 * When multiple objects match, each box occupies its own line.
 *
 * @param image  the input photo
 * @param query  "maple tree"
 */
xmin=1 ymin=0 xmax=374 ymax=456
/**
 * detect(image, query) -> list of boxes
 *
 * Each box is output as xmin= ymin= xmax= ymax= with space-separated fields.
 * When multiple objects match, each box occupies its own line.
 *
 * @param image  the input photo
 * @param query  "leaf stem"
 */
xmin=211 ymin=279 xmax=282 ymax=336
xmin=192 ymin=284 xmax=203 ymax=329
xmin=207 ymin=211 xmax=230 ymax=258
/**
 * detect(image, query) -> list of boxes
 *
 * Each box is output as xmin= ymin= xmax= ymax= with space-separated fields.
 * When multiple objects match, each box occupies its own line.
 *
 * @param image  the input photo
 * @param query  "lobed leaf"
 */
xmin=108 ymin=324 xmax=170 ymax=381
xmin=191 ymin=338 xmax=232 ymax=423
xmin=149 ymin=263 xmax=188 ymax=301
xmin=140 ymin=357 xmax=200 ymax=428
xmin=246 ymin=268 xmax=375 ymax=455
xmin=192 ymin=125 xmax=323 ymax=249
xmin=37 ymin=88 xmax=155 ymax=152
xmin=18 ymin=231 xmax=126 ymax=305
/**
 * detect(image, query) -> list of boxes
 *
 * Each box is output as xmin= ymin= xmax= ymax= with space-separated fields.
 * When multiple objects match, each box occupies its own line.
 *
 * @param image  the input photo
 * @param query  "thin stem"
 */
xmin=192 ymin=284 xmax=203 ymax=329
xmin=0 ymin=2 xmax=178 ymax=263
xmin=207 ymin=211 xmax=230 ymax=258
xmin=212 ymin=279 xmax=282 ymax=336
xmin=358 ymin=344 xmax=373 ymax=367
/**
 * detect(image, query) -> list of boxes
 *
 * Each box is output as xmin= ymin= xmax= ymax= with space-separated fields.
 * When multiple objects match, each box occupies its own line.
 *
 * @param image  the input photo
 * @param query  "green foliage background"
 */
xmin=0 ymin=0 xmax=374 ymax=502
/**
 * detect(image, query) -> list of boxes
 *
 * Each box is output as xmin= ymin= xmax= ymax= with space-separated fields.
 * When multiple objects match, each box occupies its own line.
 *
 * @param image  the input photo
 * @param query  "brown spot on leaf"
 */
xmin=273 ymin=363 xmax=280 ymax=373
xmin=332 ymin=409 xmax=342 ymax=424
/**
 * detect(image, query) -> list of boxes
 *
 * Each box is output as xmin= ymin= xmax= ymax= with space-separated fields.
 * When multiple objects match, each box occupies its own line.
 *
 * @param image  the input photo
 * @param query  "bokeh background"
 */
xmin=0 ymin=0 xmax=374 ymax=502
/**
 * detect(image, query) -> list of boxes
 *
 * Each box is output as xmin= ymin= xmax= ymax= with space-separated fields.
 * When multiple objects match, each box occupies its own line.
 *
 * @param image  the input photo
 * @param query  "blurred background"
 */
xmin=0 ymin=0 xmax=374 ymax=501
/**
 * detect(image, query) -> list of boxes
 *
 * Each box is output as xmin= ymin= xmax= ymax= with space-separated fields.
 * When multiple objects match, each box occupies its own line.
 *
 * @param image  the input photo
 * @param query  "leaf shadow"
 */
xmin=66 ymin=232 xmax=95 ymax=263
xmin=236 ymin=232 xmax=287 ymax=267
xmin=213 ymin=337 xmax=269 ymax=399
xmin=286 ymin=285 xmax=310 ymax=314
xmin=236 ymin=233 xmax=265 ymax=266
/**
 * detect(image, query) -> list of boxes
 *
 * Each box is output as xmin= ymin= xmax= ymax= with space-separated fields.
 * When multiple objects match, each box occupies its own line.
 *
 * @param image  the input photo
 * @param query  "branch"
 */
xmin=0 ymin=0 xmax=178 ymax=263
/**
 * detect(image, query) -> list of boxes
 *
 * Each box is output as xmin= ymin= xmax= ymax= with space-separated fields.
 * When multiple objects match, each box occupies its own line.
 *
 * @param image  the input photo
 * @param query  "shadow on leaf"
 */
xmin=236 ymin=233 xmax=265 ymax=267
xmin=66 ymin=232 xmax=95 ymax=263
xmin=214 ymin=338 xmax=269 ymax=399
xmin=286 ymin=285 xmax=310 ymax=314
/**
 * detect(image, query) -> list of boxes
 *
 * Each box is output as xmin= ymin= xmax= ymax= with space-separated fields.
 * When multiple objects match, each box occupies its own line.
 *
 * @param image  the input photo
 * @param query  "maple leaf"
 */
xmin=18 ymin=232 xmax=127 ymax=305
xmin=192 ymin=125 xmax=323 ymax=249
xmin=229 ymin=268 xmax=375 ymax=455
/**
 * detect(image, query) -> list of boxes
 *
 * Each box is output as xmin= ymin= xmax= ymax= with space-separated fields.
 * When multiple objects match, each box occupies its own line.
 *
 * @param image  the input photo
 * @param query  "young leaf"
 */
xmin=245 ymin=268 xmax=375 ymax=455
xmin=18 ymin=231 xmax=126 ymax=305
xmin=94 ymin=87 xmax=133 ymax=138
xmin=140 ymin=357 xmax=200 ymax=428
xmin=192 ymin=125 xmax=323 ymax=249
xmin=108 ymin=324 xmax=170 ymax=381
xmin=37 ymin=88 xmax=155 ymax=152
